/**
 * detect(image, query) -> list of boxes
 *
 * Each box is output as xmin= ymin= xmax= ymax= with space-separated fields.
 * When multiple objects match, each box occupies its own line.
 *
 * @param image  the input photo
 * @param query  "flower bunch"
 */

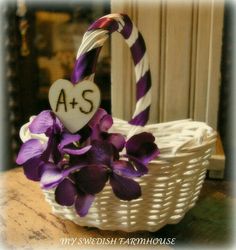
xmin=16 ymin=109 xmax=159 ymax=217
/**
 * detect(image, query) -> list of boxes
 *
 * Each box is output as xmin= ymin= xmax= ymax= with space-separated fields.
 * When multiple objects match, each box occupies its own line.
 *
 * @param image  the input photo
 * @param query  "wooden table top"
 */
xmin=0 ymin=167 xmax=233 ymax=249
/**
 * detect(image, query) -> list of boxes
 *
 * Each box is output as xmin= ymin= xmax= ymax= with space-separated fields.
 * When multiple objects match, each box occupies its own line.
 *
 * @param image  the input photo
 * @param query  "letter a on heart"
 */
xmin=49 ymin=79 xmax=101 ymax=133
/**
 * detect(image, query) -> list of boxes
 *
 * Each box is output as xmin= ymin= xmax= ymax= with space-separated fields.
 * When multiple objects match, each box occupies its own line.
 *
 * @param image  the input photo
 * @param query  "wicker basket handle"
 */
xmin=71 ymin=13 xmax=151 ymax=126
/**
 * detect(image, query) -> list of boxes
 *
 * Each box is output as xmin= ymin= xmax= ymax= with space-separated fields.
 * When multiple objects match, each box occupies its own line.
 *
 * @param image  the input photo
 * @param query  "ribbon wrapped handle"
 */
xmin=71 ymin=13 xmax=151 ymax=126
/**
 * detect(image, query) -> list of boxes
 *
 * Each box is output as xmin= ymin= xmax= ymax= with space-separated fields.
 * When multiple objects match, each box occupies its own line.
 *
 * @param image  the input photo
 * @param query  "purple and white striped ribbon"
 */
xmin=71 ymin=13 xmax=151 ymax=126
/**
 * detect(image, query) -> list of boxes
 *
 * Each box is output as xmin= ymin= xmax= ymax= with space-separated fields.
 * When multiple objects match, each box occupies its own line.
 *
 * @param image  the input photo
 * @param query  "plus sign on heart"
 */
xmin=69 ymin=98 xmax=78 ymax=109
xmin=49 ymin=79 xmax=101 ymax=133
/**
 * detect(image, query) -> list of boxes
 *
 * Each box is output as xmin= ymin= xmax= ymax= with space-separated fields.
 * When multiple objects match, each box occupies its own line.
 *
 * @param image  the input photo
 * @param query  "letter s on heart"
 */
xmin=79 ymin=89 xmax=94 ymax=114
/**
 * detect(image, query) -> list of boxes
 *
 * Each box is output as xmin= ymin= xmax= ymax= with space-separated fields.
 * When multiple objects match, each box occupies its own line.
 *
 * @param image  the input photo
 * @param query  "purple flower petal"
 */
xmin=29 ymin=110 xmax=55 ymax=134
xmin=90 ymin=125 xmax=102 ymax=141
xmin=40 ymin=162 xmax=58 ymax=175
xmin=74 ymin=165 xmax=109 ymax=194
xmin=124 ymin=155 xmax=149 ymax=175
xmin=41 ymin=136 xmax=61 ymax=164
xmin=62 ymin=145 xmax=92 ymax=155
xmin=126 ymin=132 xmax=155 ymax=155
xmin=16 ymin=139 xmax=46 ymax=165
xmin=87 ymin=140 xmax=114 ymax=165
xmin=68 ymin=143 xmax=112 ymax=167
xmin=69 ymin=152 xmax=88 ymax=167
xmin=59 ymin=133 xmax=81 ymax=151
xmin=88 ymin=109 xmax=113 ymax=141
xmin=51 ymin=137 xmax=63 ymax=164
xmin=23 ymin=157 xmax=45 ymax=181
xmin=126 ymin=132 xmax=159 ymax=165
xmin=40 ymin=167 xmax=64 ymax=189
xmin=88 ymin=108 xmax=107 ymax=128
xmin=110 ymin=173 xmax=141 ymax=201
xmin=55 ymin=178 xmax=77 ymax=206
xmin=41 ymin=165 xmax=86 ymax=189
xmin=112 ymin=160 xmax=142 ymax=178
xmin=107 ymin=133 xmax=125 ymax=151
xmin=40 ymin=136 xmax=52 ymax=162
xmin=75 ymin=193 xmax=95 ymax=217
xmin=54 ymin=116 xmax=64 ymax=134
xmin=100 ymin=114 xmax=113 ymax=132
xmin=29 ymin=110 xmax=63 ymax=136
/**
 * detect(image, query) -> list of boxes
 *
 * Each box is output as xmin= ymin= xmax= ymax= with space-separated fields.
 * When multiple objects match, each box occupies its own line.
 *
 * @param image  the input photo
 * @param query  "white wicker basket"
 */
xmin=20 ymin=14 xmax=217 ymax=232
xmin=42 ymin=118 xmax=216 ymax=232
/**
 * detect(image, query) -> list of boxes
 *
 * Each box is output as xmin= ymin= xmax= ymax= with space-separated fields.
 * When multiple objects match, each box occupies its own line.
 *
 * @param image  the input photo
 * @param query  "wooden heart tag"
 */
xmin=49 ymin=79 xmax=101 ymax=133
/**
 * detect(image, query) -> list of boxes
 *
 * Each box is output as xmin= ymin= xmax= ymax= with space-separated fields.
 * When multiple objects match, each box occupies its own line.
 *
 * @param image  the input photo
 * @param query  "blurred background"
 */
xmin=1 ymin=0 xmax=111 ymax=170
xmin=0 ymin=0 xmax=233 ymax=182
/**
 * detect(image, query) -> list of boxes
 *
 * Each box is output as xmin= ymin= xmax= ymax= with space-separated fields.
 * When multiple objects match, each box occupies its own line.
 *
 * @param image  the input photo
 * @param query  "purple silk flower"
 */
xmin=41 ymin=131 xmax=159 ymax=217
xmin=87 ymin=108 xmax=125 ymax=151
xmin=16 ymin=110 xmax=90 ymax=181
xmin=17 ymin=108 xmax=159 ymax=217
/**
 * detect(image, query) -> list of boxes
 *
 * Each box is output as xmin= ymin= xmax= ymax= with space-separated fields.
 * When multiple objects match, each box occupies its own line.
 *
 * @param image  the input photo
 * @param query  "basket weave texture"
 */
xmin=42 ymin=118 xmax=216 ymax=232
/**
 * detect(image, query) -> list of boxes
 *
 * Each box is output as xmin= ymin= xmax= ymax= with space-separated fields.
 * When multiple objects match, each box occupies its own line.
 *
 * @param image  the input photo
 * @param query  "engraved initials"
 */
xmin=49 ymin=79 xmax=100 ymax=133
xmin=55 ymin=89 xmax=67 ymax=112
xmin=55 ymin=88 xmax=94 ymax=114
xmin=80 ymin=89 xmax=94 ymax=114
